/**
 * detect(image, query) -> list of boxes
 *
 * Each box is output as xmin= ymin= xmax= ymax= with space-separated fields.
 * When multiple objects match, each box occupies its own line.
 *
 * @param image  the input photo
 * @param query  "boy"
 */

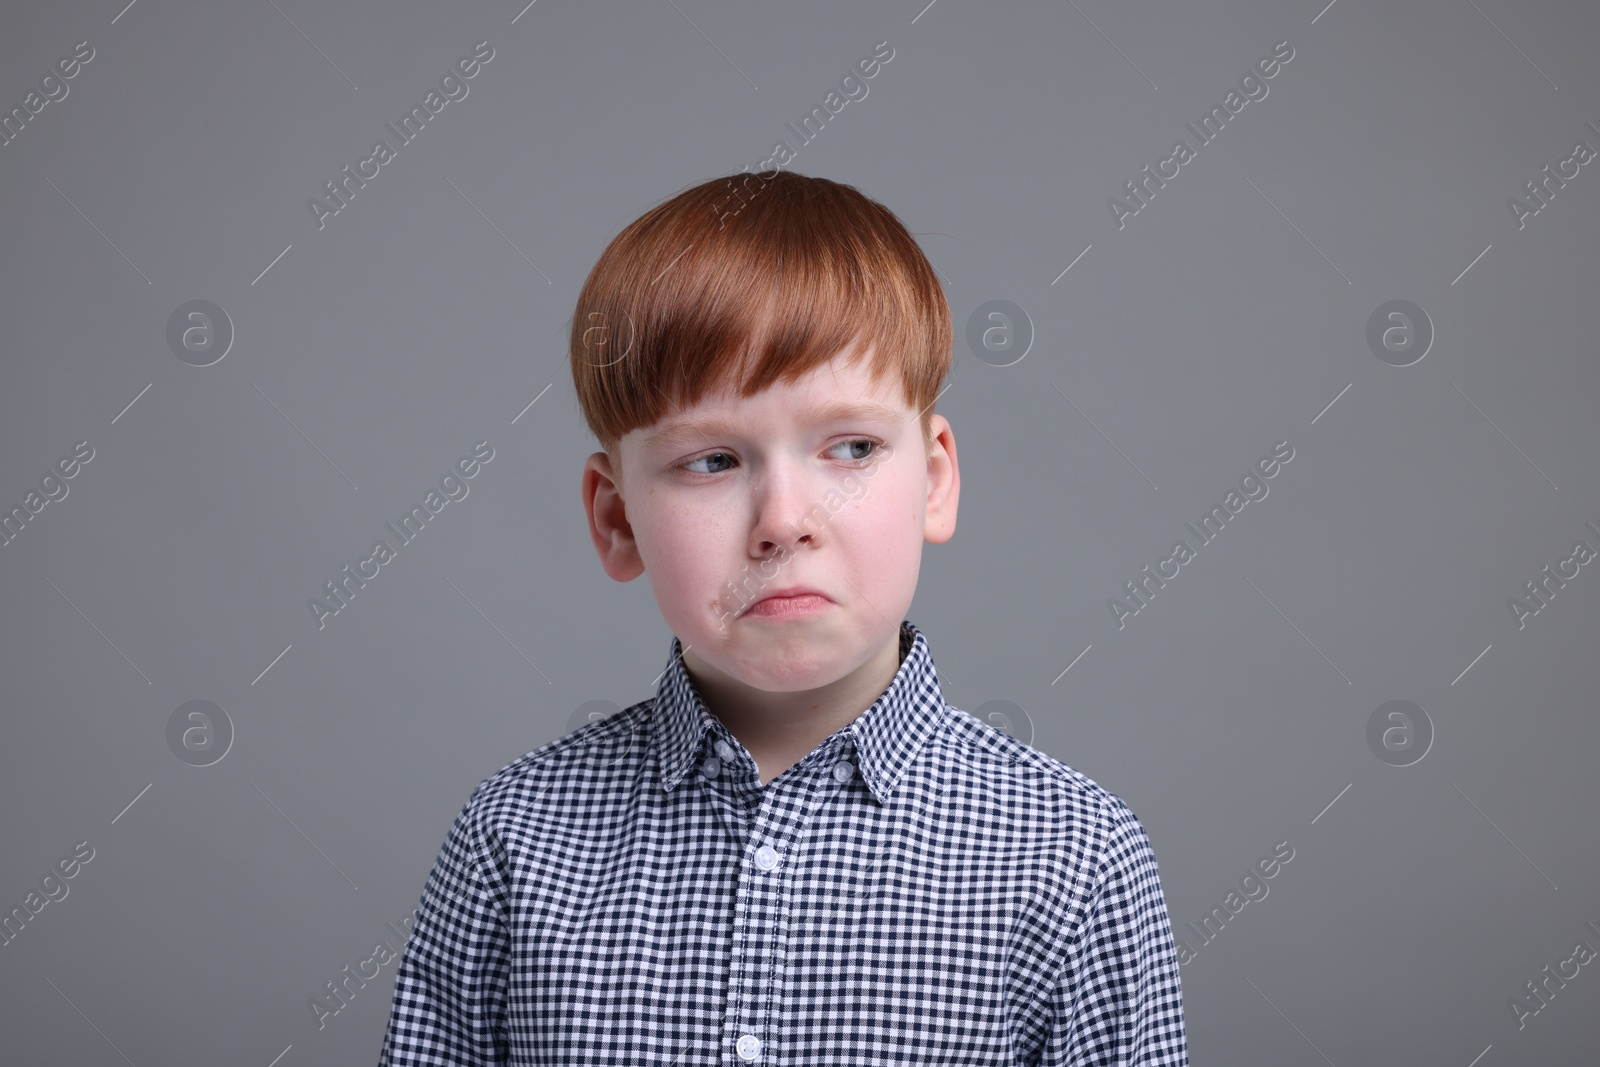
xmin=377 ymin=171 xmax=1188 ymax=1065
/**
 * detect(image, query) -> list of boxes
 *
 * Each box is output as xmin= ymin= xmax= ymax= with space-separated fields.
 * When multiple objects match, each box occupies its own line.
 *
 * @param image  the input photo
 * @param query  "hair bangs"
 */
xmin=570 ymin=171 xmax=950 ymax=469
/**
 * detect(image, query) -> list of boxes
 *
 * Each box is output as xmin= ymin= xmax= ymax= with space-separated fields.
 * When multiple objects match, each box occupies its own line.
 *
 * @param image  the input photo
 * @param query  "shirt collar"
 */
xmin=654 ymin=619 xmax=947 ymax=804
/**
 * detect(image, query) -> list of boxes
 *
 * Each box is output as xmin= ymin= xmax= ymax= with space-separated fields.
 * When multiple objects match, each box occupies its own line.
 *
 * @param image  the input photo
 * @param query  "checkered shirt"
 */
xmin=377 ymin=619 xmax=1188 ymax=1065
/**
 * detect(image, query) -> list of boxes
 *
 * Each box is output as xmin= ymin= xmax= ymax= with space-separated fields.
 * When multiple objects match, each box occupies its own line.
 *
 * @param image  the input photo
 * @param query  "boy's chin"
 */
xmin=693 ymin=637 xmax=852 ymax=685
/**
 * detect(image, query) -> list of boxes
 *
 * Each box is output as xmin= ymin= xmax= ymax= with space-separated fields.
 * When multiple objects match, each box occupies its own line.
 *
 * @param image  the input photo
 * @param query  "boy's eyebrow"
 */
xmin=644 ymin=399 xmax=905 ymax=451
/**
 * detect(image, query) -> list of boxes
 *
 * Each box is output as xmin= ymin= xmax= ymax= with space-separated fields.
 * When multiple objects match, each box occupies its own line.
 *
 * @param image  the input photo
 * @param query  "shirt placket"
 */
xmin=718 ymin=739 xmax=851 ymax=1066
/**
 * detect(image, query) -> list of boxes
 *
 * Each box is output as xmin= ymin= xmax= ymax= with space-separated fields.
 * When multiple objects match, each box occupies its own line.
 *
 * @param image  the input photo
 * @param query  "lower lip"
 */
xmin=745 ymin=594 xmax=831 ymax=619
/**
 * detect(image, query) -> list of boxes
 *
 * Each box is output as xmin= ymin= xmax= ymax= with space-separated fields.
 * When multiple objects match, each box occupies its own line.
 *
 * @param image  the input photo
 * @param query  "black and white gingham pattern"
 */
xmin=377 ymin=619 xmax=1188 ymax=1065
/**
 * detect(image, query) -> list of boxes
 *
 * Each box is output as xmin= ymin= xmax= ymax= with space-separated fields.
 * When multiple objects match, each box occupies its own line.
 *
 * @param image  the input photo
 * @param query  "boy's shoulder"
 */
xmin=938 ymin=701 xmax=1150 ymax=839
xmin=457 ymin=697 xmax=653 ymax=820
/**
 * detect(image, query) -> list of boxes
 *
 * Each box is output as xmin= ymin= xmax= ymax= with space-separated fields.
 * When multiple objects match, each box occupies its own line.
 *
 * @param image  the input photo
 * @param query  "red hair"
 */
xmin=568 ymin=170 xmax=951 ymax=477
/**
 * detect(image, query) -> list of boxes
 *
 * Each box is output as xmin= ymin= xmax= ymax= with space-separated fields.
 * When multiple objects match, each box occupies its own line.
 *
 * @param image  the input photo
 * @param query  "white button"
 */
xmin=701 ymin=757 xmax=720 ymax=778
xmin=715 ymin=740 xmax=737 ymax=762
xmin=736 ymin=1033 xmax=761 ymax=1060
xmin=754 ymin=845 xmax=780 ymax=871
xmin=832 ymin=760 xmax=855 ymax=782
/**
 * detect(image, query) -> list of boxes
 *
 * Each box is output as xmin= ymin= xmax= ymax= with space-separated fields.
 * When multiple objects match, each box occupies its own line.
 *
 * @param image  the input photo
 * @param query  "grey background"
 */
xmin=2 ymin=0 xmax=1597 ymax=1063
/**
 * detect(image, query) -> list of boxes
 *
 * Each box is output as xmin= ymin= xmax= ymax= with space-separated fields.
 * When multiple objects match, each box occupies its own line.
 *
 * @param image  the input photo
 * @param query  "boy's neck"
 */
xmin=682 ymin=630 xmax=905 ymax=787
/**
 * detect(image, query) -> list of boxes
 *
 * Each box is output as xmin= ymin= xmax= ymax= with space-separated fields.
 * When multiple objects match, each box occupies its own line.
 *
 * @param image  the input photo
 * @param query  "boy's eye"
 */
xmin=680 ymin=451 xmax=737 ymax=476
xmin=677 ymin=438 xmax=882 ymax=477
xmin=832 ymin=438 xmax=878 ymax=462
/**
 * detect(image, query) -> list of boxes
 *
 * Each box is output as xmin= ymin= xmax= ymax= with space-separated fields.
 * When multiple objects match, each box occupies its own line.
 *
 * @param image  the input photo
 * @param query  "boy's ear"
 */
xmin=923 ymin=415 xmax=959 ymax=545
xmin=582 ymin=451 xmax=646 ymax=581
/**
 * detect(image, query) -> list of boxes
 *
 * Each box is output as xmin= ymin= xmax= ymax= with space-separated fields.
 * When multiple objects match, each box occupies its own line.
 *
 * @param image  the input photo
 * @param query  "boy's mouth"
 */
xmin=741 ymin=588 xmax=831 ymax=619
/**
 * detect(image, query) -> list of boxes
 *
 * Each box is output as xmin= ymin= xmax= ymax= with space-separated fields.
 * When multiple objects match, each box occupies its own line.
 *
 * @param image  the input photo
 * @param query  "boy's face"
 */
xmin=582 ymin=344 xmax=958 ymax=697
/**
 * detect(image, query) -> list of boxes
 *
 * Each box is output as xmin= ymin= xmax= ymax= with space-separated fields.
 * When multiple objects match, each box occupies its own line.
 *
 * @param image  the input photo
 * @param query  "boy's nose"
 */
xmin=746 ymin=466 xmax=822 ymax=553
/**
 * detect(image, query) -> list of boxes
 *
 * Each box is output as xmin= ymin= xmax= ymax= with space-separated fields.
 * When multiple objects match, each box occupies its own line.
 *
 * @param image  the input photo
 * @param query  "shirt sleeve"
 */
xmin=377 ymin=785 xmax=511 ymax=1066
xmin=1037 ymin=795 xmax=1189 ymax=1066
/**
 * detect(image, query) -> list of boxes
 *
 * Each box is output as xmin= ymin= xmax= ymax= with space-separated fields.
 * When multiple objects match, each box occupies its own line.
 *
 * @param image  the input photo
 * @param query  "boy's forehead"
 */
xmin=630 ymin=351 xmax=908 ymax=448
xmin=669 ymin=394 xmax=903 ymax=435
